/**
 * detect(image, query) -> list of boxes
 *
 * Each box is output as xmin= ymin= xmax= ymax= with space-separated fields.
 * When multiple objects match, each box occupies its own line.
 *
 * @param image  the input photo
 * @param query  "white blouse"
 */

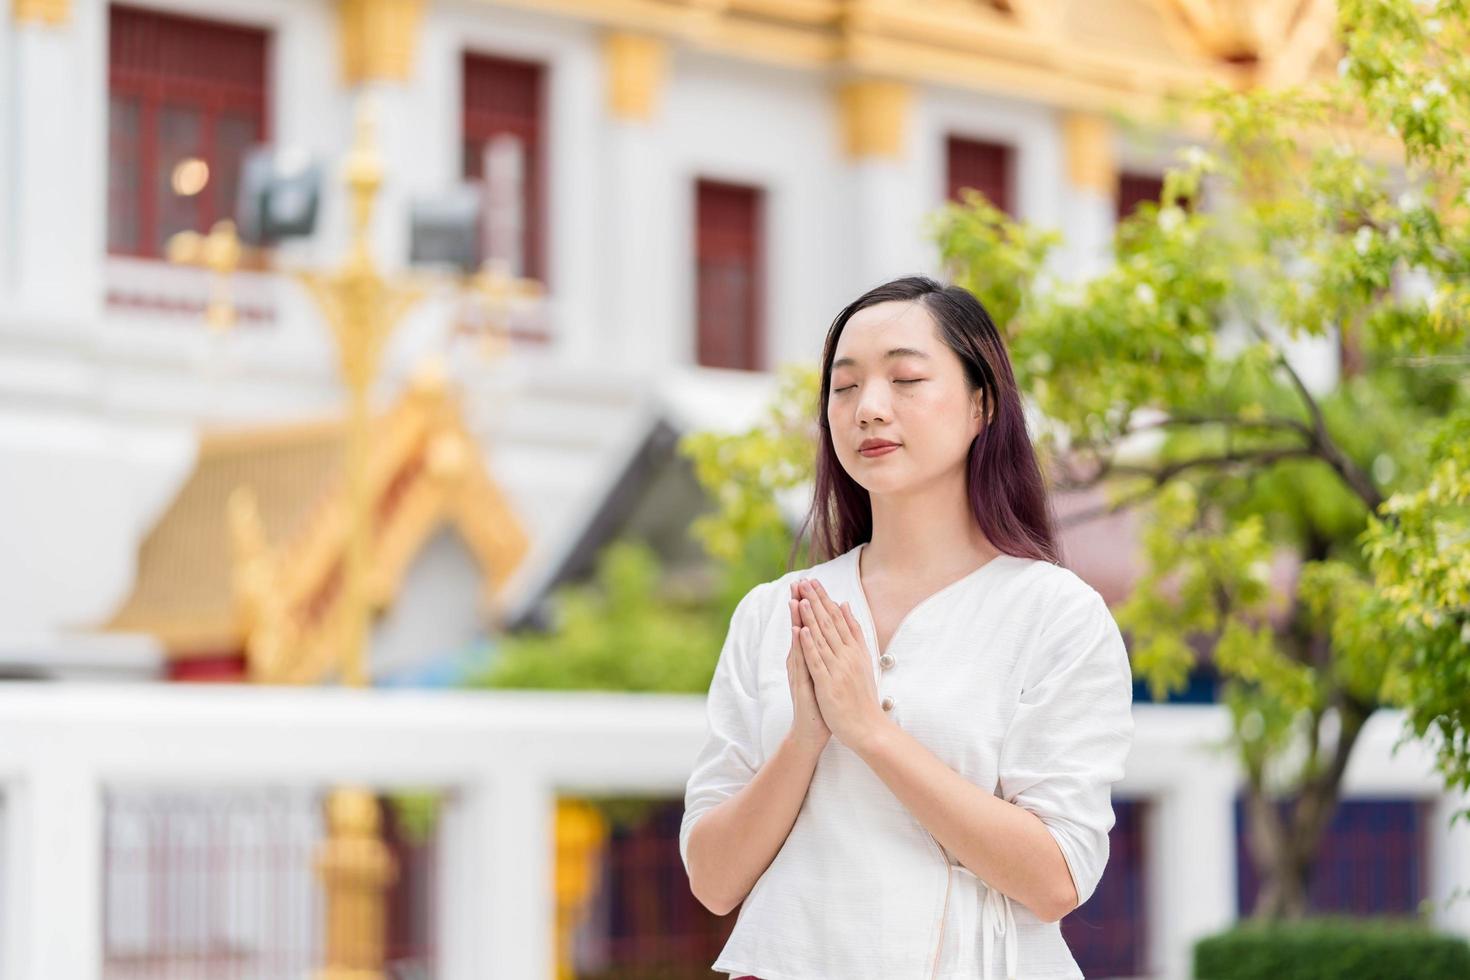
xmin=679 ymin=541 xmax=1135 ymax=980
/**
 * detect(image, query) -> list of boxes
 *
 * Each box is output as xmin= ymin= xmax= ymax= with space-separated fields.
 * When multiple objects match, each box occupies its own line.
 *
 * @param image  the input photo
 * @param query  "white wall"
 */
xmin=658 ymin=51 xmax=850 ymax=374
xmin=370 ymin=527 xmax=486 ymax=678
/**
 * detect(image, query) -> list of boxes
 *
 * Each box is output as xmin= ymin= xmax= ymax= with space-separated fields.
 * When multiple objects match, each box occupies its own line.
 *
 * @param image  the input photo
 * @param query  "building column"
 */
xmin=837 ymin=78 xmax=930 ymax=293
xmin=4 ymin=0 xmax=103 ymax=325
xmin=601 ymin=31 xmax=669 ymax=370
xmin=1059 ymin=111 xmax=1118 ymax=282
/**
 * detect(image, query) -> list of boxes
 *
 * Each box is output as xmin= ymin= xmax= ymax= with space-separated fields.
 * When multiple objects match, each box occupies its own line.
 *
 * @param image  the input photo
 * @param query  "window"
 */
xmin=694 ymin=179 xmax=764 ymax=372
xmin=1117 ymin=171 xmax=1165 ymax=222
xmin=107 ymin=5 xmax=269 ymax=258
xmin=463 ymin=52 xmax=545 ymax=282
xmin=946 ymin=135 xmax=1014 ymax=216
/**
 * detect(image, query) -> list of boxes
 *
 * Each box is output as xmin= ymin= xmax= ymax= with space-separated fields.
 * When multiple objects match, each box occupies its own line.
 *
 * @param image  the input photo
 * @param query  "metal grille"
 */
xmin=102 ymin=787 xmax=440 ymax=980
xmin=1235 ymin=796 xmax=1430 ymax=916
xmin=1063 ymin=796 xmax=1149 ymax=978
xmin=579 ymin=798 xmax=735 ymax=979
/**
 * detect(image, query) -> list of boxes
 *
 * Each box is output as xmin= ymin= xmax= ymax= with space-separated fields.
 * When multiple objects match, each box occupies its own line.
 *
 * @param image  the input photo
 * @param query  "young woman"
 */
xmin=679 ymin=275 xmax=1135 ymax=979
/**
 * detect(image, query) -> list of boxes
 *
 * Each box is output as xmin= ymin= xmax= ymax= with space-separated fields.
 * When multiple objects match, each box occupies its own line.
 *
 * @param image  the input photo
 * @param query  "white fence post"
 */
xmin=485 ymin=769 xmax=554 ymax=979
xmin=1430 ymin=792 xmax=1470 ymax=935
xmin=13 ymin=764 xmax=103 ymax=980
xmin=1147 ymin=770 xmax=1238 ymax=979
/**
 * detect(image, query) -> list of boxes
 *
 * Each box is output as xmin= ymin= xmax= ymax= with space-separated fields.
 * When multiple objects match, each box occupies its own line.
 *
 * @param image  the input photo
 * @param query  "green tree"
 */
xmin=928 ymin=0 xmax=1470 ymax=920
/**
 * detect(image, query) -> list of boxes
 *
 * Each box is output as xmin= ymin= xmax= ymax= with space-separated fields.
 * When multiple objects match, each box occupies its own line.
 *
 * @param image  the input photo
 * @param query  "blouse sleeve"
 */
xmin=679 ymin=581 xmax=772 ymax=876
xmin=996 ymin=583 xmax=1135 ymax=910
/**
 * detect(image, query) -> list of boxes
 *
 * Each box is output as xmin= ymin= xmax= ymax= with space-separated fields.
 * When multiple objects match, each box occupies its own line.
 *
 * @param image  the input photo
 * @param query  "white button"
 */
xmin=878 ymin=653 xmax=895 ymax=670
xmin=881 ymin=695 xmax=895 ymax=711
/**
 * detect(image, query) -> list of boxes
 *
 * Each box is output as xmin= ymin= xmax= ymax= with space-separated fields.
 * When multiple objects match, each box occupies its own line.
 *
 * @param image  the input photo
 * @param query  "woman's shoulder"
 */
xmin=996 ymin=553 xmax=1114 ymax=622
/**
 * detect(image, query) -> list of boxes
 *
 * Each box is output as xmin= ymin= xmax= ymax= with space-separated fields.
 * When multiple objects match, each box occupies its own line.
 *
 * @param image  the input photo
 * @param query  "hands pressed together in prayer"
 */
xmin=785 ymin=578 xmax=888 ymax=752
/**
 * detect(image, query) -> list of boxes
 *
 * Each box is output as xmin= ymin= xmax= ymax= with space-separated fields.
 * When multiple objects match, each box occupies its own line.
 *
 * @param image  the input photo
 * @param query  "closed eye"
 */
xmin=832 ymin=379 xmax=924 ymax=393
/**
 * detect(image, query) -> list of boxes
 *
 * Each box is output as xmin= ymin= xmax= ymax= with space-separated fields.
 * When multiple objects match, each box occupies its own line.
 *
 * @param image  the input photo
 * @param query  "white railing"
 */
xmin=0 ymin=684 xmax=1467 ymax=980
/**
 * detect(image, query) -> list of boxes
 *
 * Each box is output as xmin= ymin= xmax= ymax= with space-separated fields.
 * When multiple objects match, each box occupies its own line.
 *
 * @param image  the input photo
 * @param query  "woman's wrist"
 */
xmin=784 ymin=729 xmax=830 ymax=758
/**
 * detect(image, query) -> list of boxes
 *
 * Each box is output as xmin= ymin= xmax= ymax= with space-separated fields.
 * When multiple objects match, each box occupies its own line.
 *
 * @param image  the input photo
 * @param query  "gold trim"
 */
xmin=1161 ymin=0 xmax=1307 ymax=63
xmin=604 ymin=32 xmax=667 ymax=122
xmin=340 ymin=0 xmax=424 ymax=85
xmin=12 ymin=0 xmax=68 ymax=25
xmin=837 ymin=78 xmax=911 ymax=160
xmin=1062 ymin=112 xmax=1117 ymax=196
xmin=474 ymin=0 xmax=1267 ymax=112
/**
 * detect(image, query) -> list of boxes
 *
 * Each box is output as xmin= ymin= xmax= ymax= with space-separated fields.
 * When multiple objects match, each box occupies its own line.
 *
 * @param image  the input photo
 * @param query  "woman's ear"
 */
xmin=972 ymin=389 xmax=990 ymax=426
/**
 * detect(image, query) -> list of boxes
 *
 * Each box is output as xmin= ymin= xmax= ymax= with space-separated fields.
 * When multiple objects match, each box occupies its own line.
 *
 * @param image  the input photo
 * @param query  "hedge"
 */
xmin=1194 ymin=916 xmax=1470 ymax=980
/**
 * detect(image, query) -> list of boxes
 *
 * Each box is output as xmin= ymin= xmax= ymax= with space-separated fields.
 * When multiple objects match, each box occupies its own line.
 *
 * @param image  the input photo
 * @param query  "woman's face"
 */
xmin=827 ymin=299 xmax=986 ymax=495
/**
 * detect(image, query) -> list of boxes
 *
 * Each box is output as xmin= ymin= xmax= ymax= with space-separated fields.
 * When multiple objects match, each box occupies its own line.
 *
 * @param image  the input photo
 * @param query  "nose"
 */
xmin=854 ymin=382 xmax=892 ymax=426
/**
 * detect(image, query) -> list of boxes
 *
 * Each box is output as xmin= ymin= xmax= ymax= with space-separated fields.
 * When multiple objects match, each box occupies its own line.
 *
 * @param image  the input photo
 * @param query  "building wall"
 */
xmin=1 ymin=0 xmax=1166 ymax=421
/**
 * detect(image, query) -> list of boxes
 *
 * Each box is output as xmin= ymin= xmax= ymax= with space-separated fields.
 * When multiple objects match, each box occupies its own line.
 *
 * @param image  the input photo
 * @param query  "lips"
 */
xmin=858 ymin=441 xmax=901 ymax=457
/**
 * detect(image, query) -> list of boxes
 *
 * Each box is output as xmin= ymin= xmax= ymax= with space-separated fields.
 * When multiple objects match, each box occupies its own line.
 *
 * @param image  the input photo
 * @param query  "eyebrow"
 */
xmin=832 ymin=347 xmax=932 ymax=369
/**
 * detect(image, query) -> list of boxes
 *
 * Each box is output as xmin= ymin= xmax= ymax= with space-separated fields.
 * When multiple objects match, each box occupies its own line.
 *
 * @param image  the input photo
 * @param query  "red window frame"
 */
xmin=107 ymin=4 xmax=270 ymax=259
xmin=1117 ymin=171 xmax=1166 ymax=222
xmin=694 ymin=179 xmax=765 ymax=372
xmin=946 ymin=135 xmax=1015 ymax=216
xmin=462 ymin=51 xmax=547 ymax=284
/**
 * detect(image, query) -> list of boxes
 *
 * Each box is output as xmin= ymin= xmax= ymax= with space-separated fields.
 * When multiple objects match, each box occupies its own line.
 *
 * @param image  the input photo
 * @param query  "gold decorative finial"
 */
xmin=409 ymin=354 xmax=448 ymax=395
xmin=167 ymin=219 xmax=244 ymax=332
xmin=344 ymin=97 xmax=384 ymax=258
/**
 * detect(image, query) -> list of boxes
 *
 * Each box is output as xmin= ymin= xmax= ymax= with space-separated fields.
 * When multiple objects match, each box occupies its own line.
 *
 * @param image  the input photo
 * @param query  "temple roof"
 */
xmin=104 ymin=369 xmax=529 ymax=679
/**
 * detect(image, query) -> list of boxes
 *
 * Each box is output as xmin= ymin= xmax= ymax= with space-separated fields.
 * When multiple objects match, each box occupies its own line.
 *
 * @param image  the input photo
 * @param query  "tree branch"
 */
xmin=1056 ymin=445 xmax=1320 ymax=527
xmin=1242 ymin=319 xmax=1385 ymax=512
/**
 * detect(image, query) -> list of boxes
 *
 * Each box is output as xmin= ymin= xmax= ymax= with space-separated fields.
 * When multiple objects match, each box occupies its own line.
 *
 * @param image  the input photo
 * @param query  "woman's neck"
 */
xmin=864 ymin=475 xmax=999 ymax=581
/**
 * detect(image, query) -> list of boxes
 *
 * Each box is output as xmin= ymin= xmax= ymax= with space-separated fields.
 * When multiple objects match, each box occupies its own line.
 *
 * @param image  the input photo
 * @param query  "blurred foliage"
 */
xmin=1193 ymin=915 xmax=1470 ymax=979
xmin=679 ymin=363 xmax=822 ymax=579
xmin=386 ymin=790 xmax=442 ymax=847
xmin=467 ymin=368 xmax=824 ymax=702
xmin=471 ymin=538 xmax=726 ymax=694
xmin=927 ymin=0 xmax=1470 ymax=917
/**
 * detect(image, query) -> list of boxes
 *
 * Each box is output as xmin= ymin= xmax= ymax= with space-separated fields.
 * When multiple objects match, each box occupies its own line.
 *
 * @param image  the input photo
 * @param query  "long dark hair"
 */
xmin=791 ymin=275 xmax=1060 ymax=568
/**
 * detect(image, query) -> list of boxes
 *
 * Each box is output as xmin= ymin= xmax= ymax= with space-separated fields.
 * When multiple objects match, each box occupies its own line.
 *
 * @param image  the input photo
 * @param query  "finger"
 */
xmin=839 ymin=601 xmax=863 ymax=642
xmin=796 ymin=598 xmax=826 ymax=652
xmin=799 ymin=627 xmax=830 ymax=679
xmin=810 ymin=580 xmax=855 ymax=645
xmin=799 ymin=596 xmax=843 ymax=657
xmin=789 ymin=626 xmax=811 ymax=671
xmin=789 ymin=597 xmax=801 ymax=633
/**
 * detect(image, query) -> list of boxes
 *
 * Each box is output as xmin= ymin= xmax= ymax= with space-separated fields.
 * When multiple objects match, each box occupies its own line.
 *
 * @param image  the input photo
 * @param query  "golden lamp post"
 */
xmin=170 ymin=97 xmax=428 ymax=980
xmin=168 ymin=96 xmax=604 ymax=980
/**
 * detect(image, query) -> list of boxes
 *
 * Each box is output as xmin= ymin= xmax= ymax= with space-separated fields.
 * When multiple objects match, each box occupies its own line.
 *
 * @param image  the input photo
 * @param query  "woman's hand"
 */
xmin=794 ymin=578 xmax=888 ymax=750
xmin=786 ymin=580 xmax=831 ymax=750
